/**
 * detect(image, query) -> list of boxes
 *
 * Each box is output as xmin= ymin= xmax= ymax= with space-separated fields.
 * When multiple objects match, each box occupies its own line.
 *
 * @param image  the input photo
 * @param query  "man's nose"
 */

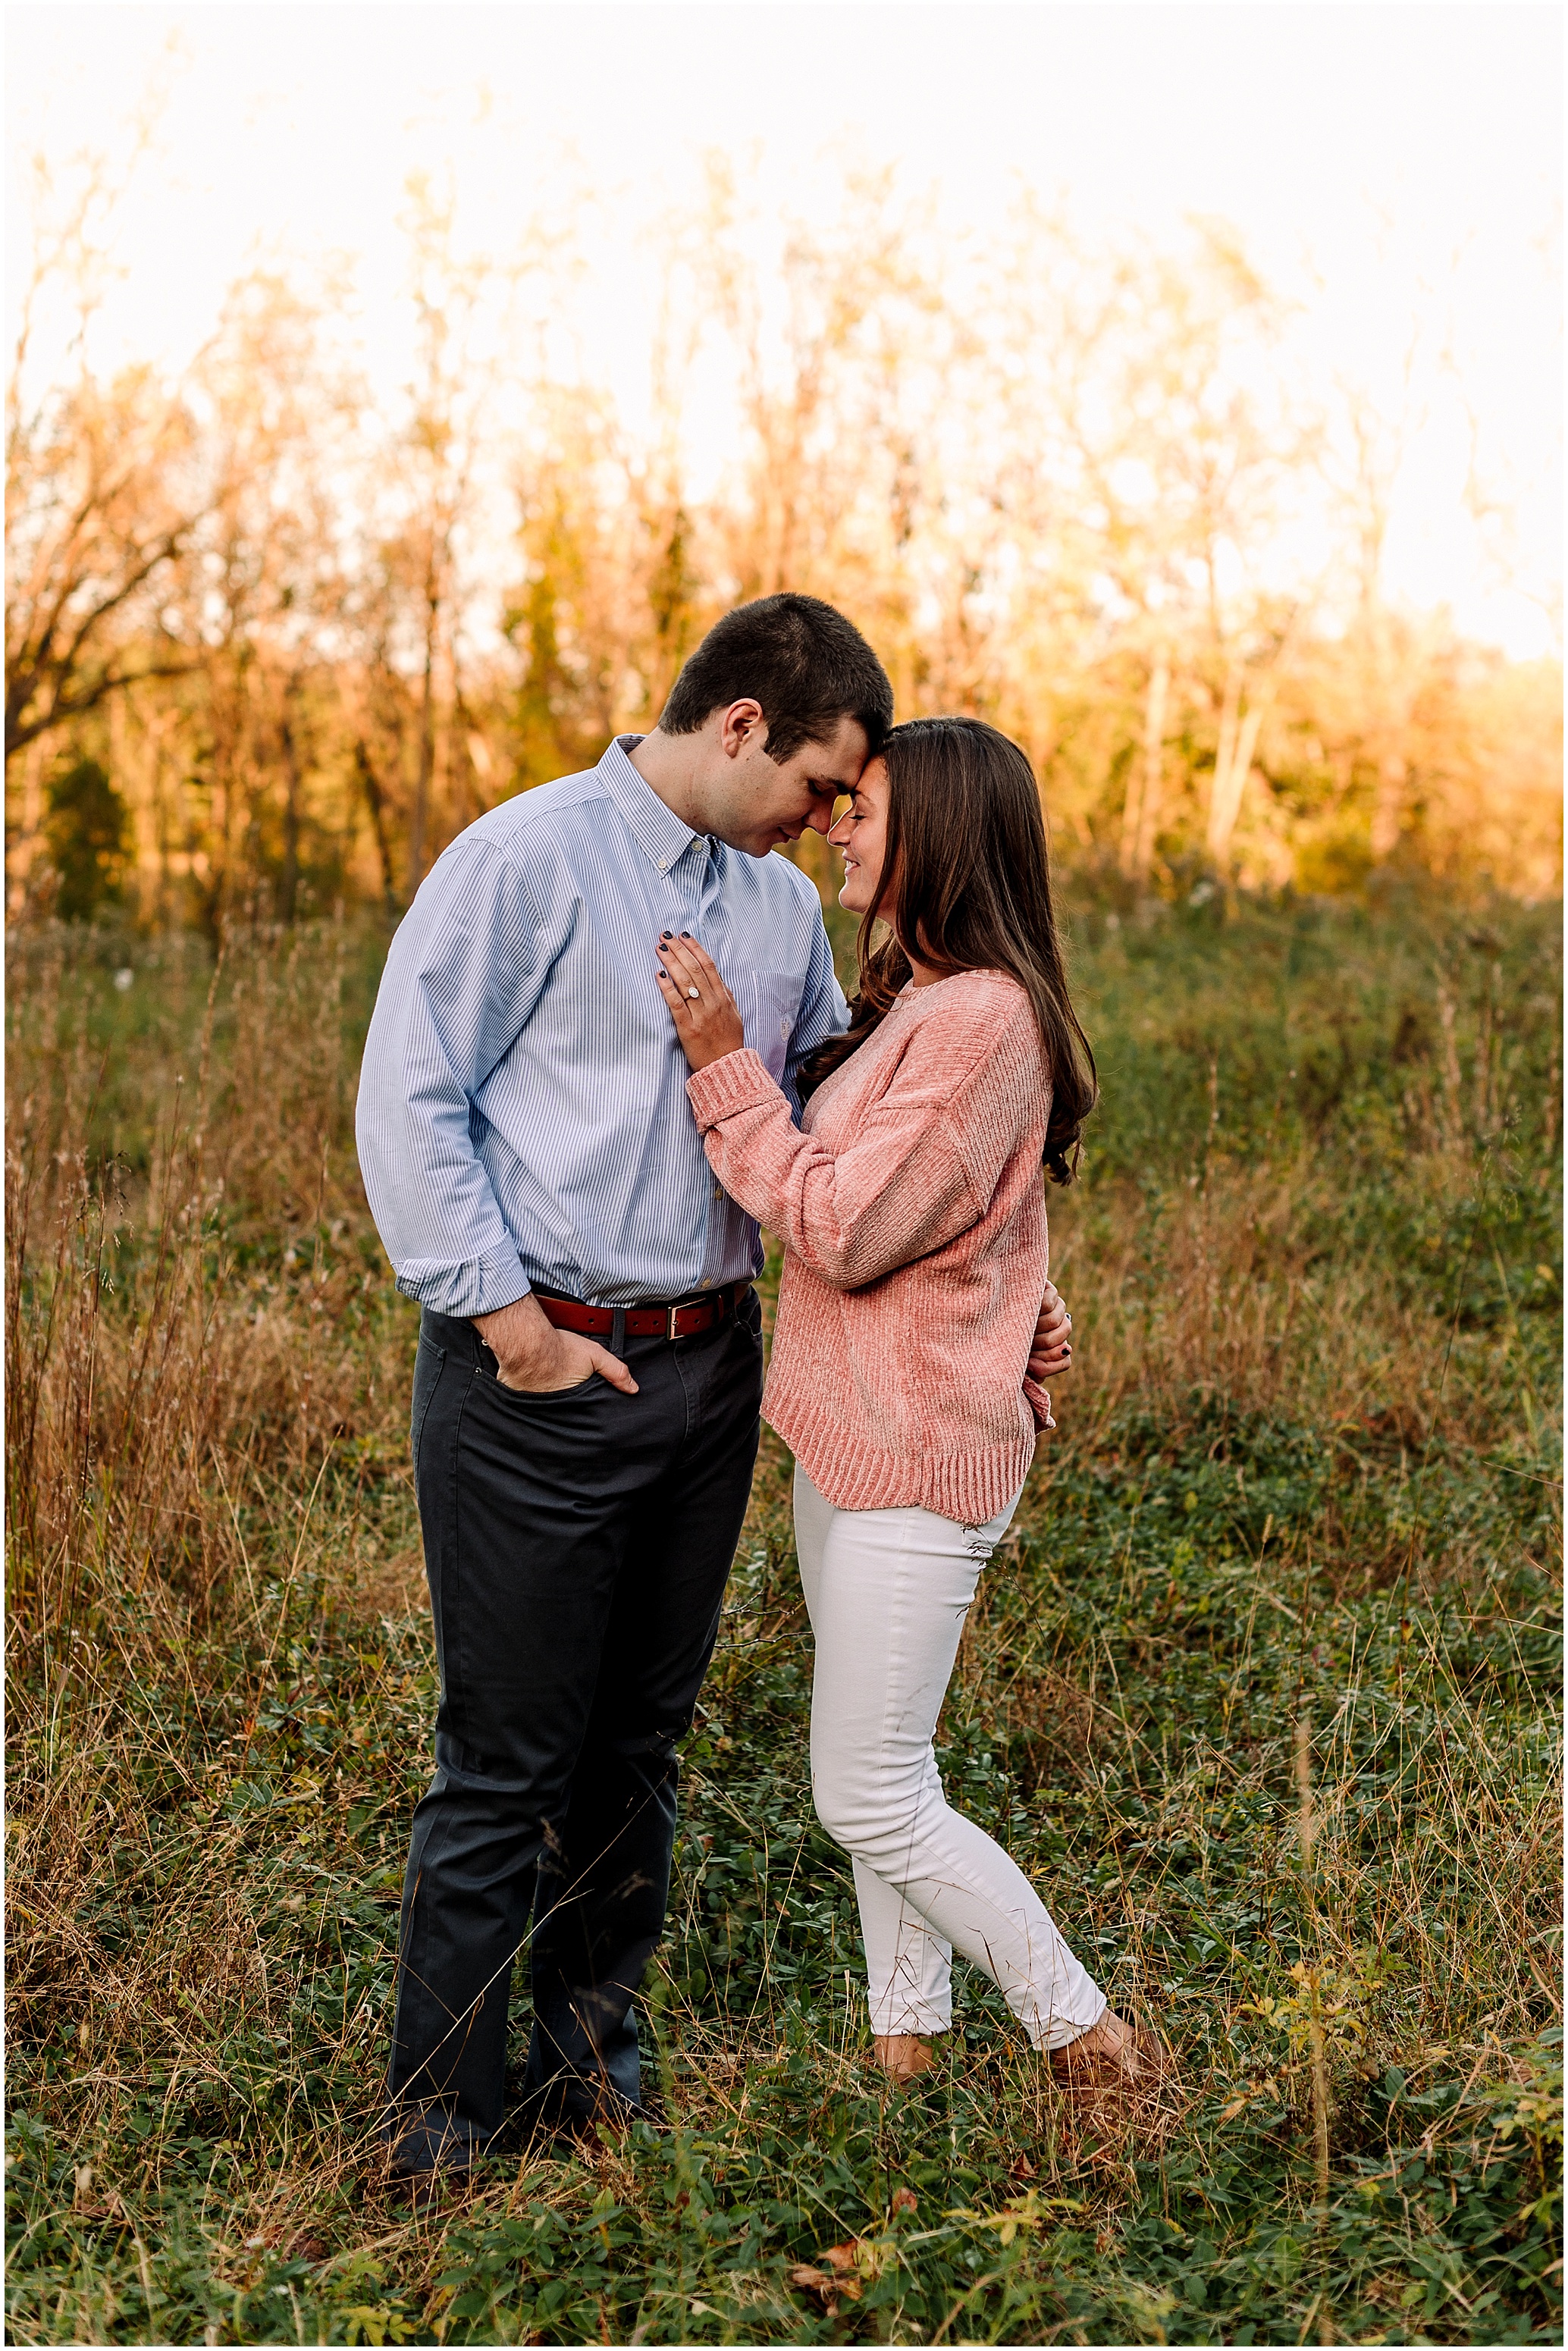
xmin=803 ymin=803 xmax=837 ymax=837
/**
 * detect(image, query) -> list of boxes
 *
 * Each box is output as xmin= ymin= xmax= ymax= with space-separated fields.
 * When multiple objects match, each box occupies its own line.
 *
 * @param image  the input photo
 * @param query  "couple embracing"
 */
xmin=357 ymin=593 xmax=1153 ymax=2193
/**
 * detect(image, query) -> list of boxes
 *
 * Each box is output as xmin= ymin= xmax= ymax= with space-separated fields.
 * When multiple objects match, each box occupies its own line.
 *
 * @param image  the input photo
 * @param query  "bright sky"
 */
xmin=6 ymin=2 xmax=1562 ymax=656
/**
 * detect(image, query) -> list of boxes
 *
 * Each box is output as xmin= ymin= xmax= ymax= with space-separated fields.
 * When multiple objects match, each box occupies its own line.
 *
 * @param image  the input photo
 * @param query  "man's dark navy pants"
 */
xmin=385 ymin=1293 xmax=763 ymax=2171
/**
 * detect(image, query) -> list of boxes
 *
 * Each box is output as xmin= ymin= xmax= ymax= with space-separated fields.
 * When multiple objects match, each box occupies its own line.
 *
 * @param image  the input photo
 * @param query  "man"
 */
xmin=357 ymin=594 xmax=892 ymax=2181
xmin=357 ymin=592 xmax=1072 ymax=2184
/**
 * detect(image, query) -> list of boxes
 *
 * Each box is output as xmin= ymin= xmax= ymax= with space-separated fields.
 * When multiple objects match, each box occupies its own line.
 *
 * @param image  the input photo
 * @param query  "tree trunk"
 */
xmin=1371 ymin=753 xmax=1406 ymax=860
xmin=152 ymin=716 xmax=174 ymax=929
xmin=5 ymin=739 xmax=47 ymax=917
xmin=408 ymin=560 xmax=439 ymax=896
xmin=278 ymin=682 xmax=303 ymax=926
xmin=1208 ymin=679 xmax=1263 ymax=867
xmin=1209 ymin=668 xmax=1241 ymax=854
xmin=355 ymin=739 xmax=398 ymax=914
xmin=1121 ymin=650 xmax=1170 ymax=883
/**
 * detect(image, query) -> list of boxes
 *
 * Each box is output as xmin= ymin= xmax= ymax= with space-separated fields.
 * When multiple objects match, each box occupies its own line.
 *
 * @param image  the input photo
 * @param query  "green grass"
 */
xmin=5 ymin=885 xmax=1562 ymax=2345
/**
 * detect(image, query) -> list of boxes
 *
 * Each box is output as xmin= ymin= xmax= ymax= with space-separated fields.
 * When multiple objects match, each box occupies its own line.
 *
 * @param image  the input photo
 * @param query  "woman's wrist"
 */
xmin=685 ymin=1046 xmax=783 ymax=1124
xmin=683 ymin=1039 xmax=747 ymax=1074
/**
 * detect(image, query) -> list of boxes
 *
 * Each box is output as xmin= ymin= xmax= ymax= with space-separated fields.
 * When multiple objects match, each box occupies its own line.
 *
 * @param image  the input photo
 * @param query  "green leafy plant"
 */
xmin=5 ymin=891 xmax=1560 ymax=2344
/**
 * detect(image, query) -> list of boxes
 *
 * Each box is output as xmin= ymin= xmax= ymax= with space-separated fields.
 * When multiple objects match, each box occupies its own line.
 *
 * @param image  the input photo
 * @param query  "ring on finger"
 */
xmin=686 ymin=986 xmax=701 ymax=1002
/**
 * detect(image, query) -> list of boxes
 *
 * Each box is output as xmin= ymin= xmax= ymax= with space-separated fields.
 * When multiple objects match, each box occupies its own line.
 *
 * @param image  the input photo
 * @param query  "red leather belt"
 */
xmin=535 ymin=1281 xmax=749 ymax=1343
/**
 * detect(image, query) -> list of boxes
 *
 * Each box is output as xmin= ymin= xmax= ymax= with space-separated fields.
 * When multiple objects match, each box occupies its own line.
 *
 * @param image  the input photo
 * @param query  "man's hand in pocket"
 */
xmin=473 ymin=1293 xmax=638 ymax=1394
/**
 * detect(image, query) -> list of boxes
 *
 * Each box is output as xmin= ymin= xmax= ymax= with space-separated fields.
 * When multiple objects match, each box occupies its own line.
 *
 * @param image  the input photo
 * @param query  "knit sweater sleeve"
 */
xmin=685 ymin=989 xmax=1035 ymax=1290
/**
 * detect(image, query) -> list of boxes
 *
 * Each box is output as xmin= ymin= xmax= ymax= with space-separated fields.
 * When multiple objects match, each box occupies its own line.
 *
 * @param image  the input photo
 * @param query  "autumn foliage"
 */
xmin=6 ymin=168 xmax=1560 ymax=923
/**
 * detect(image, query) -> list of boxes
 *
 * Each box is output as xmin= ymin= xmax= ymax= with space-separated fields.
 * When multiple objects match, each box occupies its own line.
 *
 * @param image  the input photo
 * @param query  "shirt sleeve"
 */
xmin=685 ymin=994 xmax=1036 ymax=1290
xmin=355 ymin=837 xmax=554 ymax=1318
xmin=780 ymin=905 xmax=848 ymax=1118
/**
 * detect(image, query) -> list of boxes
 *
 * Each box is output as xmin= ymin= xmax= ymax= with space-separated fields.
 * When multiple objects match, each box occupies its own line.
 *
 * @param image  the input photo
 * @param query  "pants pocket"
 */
xmin=483 ymin=1367 xmax=602 ymax=1405
xmin=411 ymin=1338 xmax=447 ymax=1472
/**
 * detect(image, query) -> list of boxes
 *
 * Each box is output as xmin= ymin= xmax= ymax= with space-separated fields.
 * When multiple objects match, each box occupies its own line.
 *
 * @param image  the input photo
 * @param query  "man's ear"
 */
xmin=717 ymin=699 xmax=767 ymax=760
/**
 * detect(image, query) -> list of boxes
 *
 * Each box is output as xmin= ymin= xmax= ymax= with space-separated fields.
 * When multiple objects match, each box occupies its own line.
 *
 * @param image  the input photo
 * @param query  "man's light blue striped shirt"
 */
xmin=356 ymin=735 xmax=848 ymax=1315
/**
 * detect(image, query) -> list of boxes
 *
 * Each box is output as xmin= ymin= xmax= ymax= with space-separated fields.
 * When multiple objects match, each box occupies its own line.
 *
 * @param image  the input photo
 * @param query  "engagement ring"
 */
xmin=686 ymin=987 xmax=701 ymax=1001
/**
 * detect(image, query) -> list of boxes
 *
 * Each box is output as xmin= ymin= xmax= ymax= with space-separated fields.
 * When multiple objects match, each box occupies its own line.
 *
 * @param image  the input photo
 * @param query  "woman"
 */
xmin=655 ymin=716 xmax=1149 ymax=2091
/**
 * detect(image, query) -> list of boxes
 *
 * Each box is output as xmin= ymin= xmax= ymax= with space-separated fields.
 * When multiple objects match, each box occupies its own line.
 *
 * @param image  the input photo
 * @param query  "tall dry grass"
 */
xmin=3 ymin=934 xmax=1477 ymax=1688
xmin=8 ymin=922 xmax=397 ymax=1660
xmin=4 ymin=896 xmax=1560 ymax=2345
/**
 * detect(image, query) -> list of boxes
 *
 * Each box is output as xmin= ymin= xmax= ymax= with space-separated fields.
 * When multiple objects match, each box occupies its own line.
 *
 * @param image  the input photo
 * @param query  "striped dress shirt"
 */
xmin=356 ymin=735 xmax=848 ymax=1315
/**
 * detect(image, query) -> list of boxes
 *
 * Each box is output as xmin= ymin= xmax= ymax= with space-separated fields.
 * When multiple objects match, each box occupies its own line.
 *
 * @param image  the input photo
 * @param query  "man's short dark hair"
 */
xmin=659 ymin=593 xmax=893 ymax=763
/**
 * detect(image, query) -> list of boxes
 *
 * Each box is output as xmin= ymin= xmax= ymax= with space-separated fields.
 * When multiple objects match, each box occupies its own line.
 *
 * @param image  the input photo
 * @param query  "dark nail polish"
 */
xmin=660 ymin=930 xmax=672 ymax=940
xmin=658 ymin=967 xmax=667 ymax=978
xmin=680 ymin=931 xmax=691 ymax=939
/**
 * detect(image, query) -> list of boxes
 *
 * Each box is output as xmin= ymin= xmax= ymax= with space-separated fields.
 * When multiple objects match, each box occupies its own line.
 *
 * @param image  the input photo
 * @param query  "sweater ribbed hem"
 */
xmin=765 ymin=1387 xmax=1036 ymax=1526
xmin=686 ymin=1048 xmax=780 ymax=1128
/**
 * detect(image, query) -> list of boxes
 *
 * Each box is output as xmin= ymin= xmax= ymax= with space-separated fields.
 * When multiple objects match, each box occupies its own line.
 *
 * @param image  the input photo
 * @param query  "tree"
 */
xmin=5 ymin=149 xmax=223 ymax=764
xmin=384 ymin=172 xmax=520 ymax=890
xmin=43 ymin=757 xmax=130 ymax=918
xmin=5 ymin=359 xmax=212 ymax=763
xmin=5 ymin=152 xmax=1555 ymax=917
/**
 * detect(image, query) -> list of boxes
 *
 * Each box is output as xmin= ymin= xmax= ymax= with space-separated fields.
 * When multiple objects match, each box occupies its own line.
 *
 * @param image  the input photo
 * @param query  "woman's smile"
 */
xmin=827 ymin=754 xmax=891 ymax=914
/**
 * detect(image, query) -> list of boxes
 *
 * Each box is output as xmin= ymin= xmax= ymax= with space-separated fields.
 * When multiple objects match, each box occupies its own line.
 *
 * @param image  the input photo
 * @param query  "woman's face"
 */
xmin=826 ymin=755 xmax=891 ymax=914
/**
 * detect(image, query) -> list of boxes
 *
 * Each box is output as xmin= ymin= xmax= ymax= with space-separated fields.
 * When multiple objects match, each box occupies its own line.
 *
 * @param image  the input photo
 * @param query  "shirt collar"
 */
xmin=598 ymin=735 xmax=710 ymax=875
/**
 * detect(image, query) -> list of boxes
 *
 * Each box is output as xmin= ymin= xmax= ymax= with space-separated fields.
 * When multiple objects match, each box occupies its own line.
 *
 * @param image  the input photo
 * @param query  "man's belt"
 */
xmin=534 ymin=1281 xmax=749 ymax=1344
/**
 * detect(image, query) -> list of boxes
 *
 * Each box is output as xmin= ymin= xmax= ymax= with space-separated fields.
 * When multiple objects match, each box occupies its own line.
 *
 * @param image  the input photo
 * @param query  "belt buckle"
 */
xmin=665 ymin=1287 xmax=726 ymax=1340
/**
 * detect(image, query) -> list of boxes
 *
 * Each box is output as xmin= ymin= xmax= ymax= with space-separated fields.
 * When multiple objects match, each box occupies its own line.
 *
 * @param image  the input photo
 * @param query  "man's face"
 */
xmin=712 ymin=710 xmax=870 ymax=857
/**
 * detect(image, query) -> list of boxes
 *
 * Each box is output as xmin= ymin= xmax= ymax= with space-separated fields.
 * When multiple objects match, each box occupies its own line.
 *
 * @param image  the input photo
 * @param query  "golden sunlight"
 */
xmin=6 ymin=3 xmax=1561 ymax=911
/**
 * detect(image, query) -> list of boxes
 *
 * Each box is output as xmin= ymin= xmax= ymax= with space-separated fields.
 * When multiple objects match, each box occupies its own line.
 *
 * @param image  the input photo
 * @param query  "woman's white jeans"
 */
xmin=794 ymin=1465 xmax=1106 ymax=2052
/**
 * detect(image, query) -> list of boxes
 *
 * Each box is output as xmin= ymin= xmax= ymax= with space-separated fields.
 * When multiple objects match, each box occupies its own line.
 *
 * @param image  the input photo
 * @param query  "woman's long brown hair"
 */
xmin=798 ymin=716 xmax=1097 ymax=1183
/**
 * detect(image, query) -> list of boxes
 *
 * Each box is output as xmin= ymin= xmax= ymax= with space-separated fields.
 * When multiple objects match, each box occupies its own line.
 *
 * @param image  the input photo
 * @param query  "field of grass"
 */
xmin=5 ymin=884 xmax=1562 ymax=2346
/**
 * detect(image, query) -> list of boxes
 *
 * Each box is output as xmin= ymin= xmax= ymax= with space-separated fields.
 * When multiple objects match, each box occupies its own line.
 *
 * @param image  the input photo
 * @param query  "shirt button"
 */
xmin=657 ymin=859 xmax=668 ymax=872
xmin=713 ymin=1182 xmax=723 ymax=1200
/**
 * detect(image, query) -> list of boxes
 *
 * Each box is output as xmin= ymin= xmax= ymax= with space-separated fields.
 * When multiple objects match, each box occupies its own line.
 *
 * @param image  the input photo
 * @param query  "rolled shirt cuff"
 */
xmin=394 ymin=1248 xmax=532 ymax=1319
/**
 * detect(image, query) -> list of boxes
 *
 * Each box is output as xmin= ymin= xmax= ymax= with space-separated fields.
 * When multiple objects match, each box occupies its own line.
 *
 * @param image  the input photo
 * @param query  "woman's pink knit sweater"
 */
xmin=685 ymin=968 xmax=1053 ymax=1525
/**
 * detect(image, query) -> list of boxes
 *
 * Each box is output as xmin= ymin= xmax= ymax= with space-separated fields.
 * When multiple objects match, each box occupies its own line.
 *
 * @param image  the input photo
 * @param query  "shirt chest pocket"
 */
xmin=735 ymin=970 xmax=802 ymax=1083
